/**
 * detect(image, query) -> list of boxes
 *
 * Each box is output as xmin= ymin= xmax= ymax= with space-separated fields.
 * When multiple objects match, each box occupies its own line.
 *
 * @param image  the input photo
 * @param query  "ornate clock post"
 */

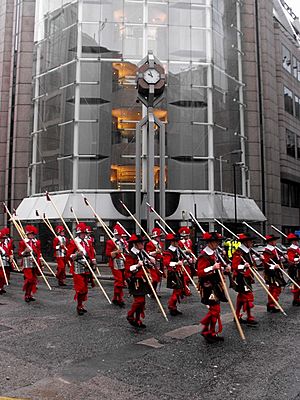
xmin=135 ymin=51 xmax=166 ymax=231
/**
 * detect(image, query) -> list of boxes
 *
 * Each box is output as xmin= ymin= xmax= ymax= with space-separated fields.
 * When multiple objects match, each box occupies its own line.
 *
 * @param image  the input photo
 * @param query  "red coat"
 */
xmin=231 ymin=248 xmax=254 ymax=279
xmin=287 ymin=246 xmax=300 ymax=264
xmin=145 ymin=240 xmax=163 ymax=260
xmin=18 ymin=239 xmax=42 ymax=267
xmin=66 ymin=238 xmax=95 ymax=274
xmin=105 ymin=239 xmax=125 ymax=268
xmin=197 ymin=249 xmax=217 ymax=278
xmin=125 ymin=252 xmax=145 ymax=279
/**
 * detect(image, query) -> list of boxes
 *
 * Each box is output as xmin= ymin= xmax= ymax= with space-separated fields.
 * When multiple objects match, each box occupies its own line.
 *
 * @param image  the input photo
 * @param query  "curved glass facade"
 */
xmin=31 ymin=0 xmax=246 ymax=210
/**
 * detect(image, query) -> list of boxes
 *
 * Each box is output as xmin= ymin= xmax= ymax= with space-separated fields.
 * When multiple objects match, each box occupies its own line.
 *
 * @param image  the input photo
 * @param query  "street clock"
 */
xmin=136 ymin=52 xmax=166 ymax=106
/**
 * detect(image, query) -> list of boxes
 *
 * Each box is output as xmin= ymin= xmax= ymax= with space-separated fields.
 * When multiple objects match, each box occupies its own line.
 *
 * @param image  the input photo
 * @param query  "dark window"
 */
xmin=284 ymin=86 xmax=293 ymax=115
xmin=281 ymin=180 xmax=300 ymax=208
xmin=293 ymin=57 xmax=298 ymax=78
xmin=286 ymin=129 xmax=296 ymax=157
xmin=297 ymin=135 xmax=300 ymax=159
xmin=282 ymin=45 xmax=291 ymax=73
xmin=281 ymin=181 xmax=289 ymax=206
xmin=295 ymin=95 xmax=300 ymax=119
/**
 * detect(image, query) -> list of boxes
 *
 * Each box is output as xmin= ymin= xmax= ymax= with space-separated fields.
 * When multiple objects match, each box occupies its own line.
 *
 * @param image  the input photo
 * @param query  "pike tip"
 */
xmin=83 ymin=197 xmax=89 ymax=206
xmin=45 ymin=192 xmax=51 ymax=201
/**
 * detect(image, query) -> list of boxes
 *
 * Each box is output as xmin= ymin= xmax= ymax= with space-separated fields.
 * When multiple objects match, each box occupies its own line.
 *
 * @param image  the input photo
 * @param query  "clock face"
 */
xmin=143 ymin=68 xmax=160 ymax=84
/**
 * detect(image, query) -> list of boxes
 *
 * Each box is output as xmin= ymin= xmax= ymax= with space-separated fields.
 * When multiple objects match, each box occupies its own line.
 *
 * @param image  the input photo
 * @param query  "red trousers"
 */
xmin=168 ymin=288 xmax=183 ymax=310
xmin=291 ymin=282 xmax=300 ymax=302
xmin=183 ymin=265 xmax=192 ymax=295
xmin=111 ymin=267 xmax=125 ymax=302
xmin=201 ymin=304 xmax=222 ymax=337
xmin=56 ymin=257 xmax=67 ymax=283
xmin=0 ymin=267 xmax=9 ymax=289
xmin=150 ymin=267 xmax=161 ymax=284
xmin=73 ymin=274 xmax=88 ymax=306
xmin=127 ymin=296 xmax=145 ymax=323
xmin=268 ymin=285 xmax=281 ymax=308
xmin=236 ymin=292 xmax=255 ymax=321
xmin=23 ymin=268 xmax=38 ymax=298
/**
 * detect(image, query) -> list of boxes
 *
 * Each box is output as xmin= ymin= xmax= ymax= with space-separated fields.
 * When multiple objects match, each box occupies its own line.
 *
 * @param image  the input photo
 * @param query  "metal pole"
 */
xmin=148 ymin=110 xmax=155 ymax=231
xmin=233 ymin=163 xmax=237 ymax=228
xmin=156 ymin=116 xmax=165 ymax=222
xmin=220 ymin=156 xmax=224 ymax=236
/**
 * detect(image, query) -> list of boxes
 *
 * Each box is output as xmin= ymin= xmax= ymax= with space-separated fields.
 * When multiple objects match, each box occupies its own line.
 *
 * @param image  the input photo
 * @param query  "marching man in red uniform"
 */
xmin=125 ymin=234 xmax=154 ymax=328
xmin=178 ymin=226 xmax=195 ymax=296
xmin=18 ymin=225 xmax=42 ymax=303
xmin=145 ymin=227 xmax=164 ymax=298
xmin=286 ymin=233 xmax=300 ymax=306
xmin=163 ymin=233 xmax=185 ymax=316
xmin=231 ymin=233 xmax=258 ymax=326
xmin=67 ymin=222 xmax=96 ymax=315
xmin=53 ymin=225 xmax=68 ymax=286
xmin=0 ymin=229 xmax=14 ymax=294
xmin=262 ymin=234 xmax=286 ymax=312
xmin=197 ymin=232 xmax=227 ymax=343
xmin=105 ymin=224 xmax=127 ymax=307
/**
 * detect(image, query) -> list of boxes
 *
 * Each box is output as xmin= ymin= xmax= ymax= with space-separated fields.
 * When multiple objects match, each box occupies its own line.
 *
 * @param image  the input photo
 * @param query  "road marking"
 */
xmin=164 ymin=324 xmax=201 ymax=339
xmin=137 ymin=338 xmax=165 ymax=348
xmin=0 ymin=397 xmax=30 ymax=400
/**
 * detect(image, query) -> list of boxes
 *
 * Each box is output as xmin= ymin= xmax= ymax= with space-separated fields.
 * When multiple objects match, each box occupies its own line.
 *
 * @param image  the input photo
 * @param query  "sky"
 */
xmin=286 ymin=0 xmax=300 ymax=18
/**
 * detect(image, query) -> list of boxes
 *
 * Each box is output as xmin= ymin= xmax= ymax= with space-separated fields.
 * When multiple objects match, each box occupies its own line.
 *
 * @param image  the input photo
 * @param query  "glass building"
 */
xmin=17 ymin=0 xmax=265 ymax=227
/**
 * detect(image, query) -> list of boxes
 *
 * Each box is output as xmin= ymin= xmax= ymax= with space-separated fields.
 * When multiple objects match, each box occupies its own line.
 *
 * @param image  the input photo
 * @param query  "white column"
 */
xmin=206 ymin=0 xmax=214 ymax=231
xmin=73 ymin=0 xmax=82 ymax=192
xmin=236 ymin=0 xmax=247 ymax=197
xmin=31 ymin=43 xmax=41 ymax=195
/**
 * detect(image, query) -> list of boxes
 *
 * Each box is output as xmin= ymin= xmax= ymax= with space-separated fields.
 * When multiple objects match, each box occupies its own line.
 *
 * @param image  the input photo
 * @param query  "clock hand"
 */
xmin=148 ymin=71 xmax=153 ymax=78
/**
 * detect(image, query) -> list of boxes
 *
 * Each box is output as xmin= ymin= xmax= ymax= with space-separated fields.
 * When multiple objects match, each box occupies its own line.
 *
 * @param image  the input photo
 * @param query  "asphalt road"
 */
xmin=0 ymin=272 xmax=299 ymax=400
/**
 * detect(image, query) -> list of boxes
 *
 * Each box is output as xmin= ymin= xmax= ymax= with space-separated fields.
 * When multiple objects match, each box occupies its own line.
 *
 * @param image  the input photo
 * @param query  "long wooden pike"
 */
xmin=145 ymin=202 xmax=201 ymax=297
xmin=218 ymin=269 xmax=246 ymax=341
xmin=70 ymin=205 xmax=101 ymax=278
xmin=215 ymin=219 xmax=287 ymax=316
xmin=3 ymin=203 xmax=52 ymax=290
xmin=242 ymin=221 xmax=300 ymax=291
xmin=13 ymin=210 xmax=56 ymax=278
xmin=271 ymin=225 xmax=287 ymax=238
xmin=119 ymin=200 xmax=169 ymax=322
xmin=82 ymin=195 xmax=126 ymax=261
xmin=45 ymin=192 xmax=111 ymax=304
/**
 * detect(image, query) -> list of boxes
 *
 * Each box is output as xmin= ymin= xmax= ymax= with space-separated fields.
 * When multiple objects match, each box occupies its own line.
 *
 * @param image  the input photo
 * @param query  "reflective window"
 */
xmin=286 ymin=129 xmax=296 ymax=158
xmin=282 ymin=45 xmax=291 ymax=73
xmin=284 ymin=86 xmax=293 ymax=115
xmin=295 ymin=95 xmax=300 ymax=119
xmin=33 ymin=0 xmax=244 ymax=195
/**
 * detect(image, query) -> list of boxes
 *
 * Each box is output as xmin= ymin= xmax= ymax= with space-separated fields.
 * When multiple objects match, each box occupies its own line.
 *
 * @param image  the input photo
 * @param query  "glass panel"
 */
xmin=124 ymin=1 xmax=143 ymax=23
xmin=169 ymin=1 xmax=191 ymax=26
xmin=191 ymin=28 xmax=206 ymax=61
xmin=293 ymin=56 xmax=298 ymax=78
xmin=148 ymin=3 xmax=168 ymax=25
xmin=78 ymin=159 xmax=111 ymax=189
xmin=167 ymin=159 xmax=208 ymax=190
xmin=148 ymin=25 xmax=168 ymax=60
xmin=281 ymin=181 xmax=289 ymax=207
xmin=169 ymin=26 xmax=191 ymax=60
xmin=282 ymin=45 xmax=291 ymax=73
xmin=284 ymin=86 xmax=293 ymax=115
xmin=100 ymin=22 xmax=123 ymax=58
xmin=286 ymin=129 xmax=296 ymax=157
xmin=82 ymin=0 xmax=101 ymax=22
xmin=295 ymin=95 xmax=300 ymax=119
xmin=297 ymin=135 xmax=300 ymax=159
xmin=123 ymin=25 xmax=143 ymax=59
